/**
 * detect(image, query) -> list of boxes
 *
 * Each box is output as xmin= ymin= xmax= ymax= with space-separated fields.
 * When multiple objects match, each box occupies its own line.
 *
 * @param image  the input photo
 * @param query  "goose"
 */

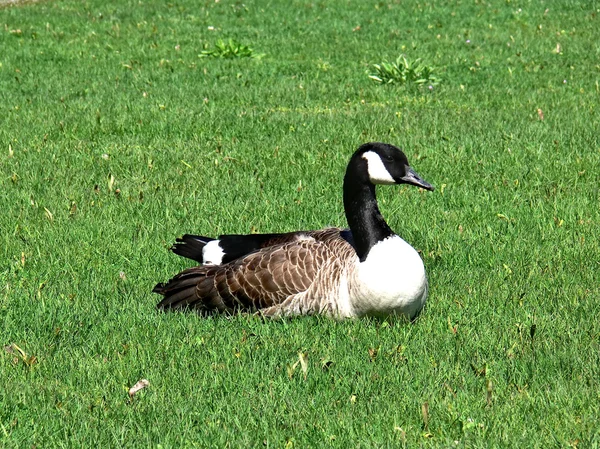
xmin=153 ymin=142 xmax=434 ymax=319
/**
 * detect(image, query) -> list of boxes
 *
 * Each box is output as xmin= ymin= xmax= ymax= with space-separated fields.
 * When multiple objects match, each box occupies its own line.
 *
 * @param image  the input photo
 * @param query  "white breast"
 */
xmin=350 ymin=235 xmax=428 ymax=318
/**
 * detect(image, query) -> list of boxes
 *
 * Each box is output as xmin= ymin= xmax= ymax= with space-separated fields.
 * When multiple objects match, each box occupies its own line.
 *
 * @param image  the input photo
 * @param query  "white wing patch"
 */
xmin=362 ymin=151 xmax=395 ymax=185
xmin=202 ymin=240 xmax=225 ymax=265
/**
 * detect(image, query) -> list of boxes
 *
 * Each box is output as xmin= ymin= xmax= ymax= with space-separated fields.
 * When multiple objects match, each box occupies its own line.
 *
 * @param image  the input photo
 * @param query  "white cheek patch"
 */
xmin=362 ymin=151 xmax=395 ymax=185
xmin=202 ymin=240 xmax=225 ymax=265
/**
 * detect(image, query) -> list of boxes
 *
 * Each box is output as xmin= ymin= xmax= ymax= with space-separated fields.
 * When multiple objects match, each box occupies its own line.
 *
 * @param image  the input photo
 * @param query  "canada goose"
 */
xmin=154 ymin=142 xmax=434 ymax=319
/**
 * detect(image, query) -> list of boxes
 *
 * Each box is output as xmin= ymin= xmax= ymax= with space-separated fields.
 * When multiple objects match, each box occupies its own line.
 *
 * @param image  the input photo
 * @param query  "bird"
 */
xmin=153 ymin=142 xmax=434 ymax=320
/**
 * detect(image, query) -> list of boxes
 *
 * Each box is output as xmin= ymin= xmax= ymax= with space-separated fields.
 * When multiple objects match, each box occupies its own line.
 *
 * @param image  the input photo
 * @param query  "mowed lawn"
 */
xmin=1 ymin=0 xmax=599 ymax=446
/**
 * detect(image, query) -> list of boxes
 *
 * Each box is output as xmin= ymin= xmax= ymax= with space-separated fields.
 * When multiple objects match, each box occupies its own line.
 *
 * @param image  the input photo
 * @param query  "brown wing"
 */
xmin=154 ymin=228 xmax=349 ymax=314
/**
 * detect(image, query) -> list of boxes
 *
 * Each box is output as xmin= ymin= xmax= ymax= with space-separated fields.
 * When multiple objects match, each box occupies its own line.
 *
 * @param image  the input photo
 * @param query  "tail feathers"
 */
xmin=154 ymin=268 xmax=229 ymax=313
xmin=154 ymin=269 xmax=203 ymax=310
xmin=169 ymin=231 xmax=316 ymax=265
xmin=170 ymin=234 xmax=214 ymax=263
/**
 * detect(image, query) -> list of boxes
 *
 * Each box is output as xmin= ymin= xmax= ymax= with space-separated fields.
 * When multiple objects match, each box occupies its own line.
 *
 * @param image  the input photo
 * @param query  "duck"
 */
xmin=153 ymin=142 xmax=434 ymax=319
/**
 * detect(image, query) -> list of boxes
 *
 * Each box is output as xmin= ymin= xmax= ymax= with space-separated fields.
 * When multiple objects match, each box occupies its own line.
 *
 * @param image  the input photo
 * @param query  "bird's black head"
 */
xmin=353 ymin=142 xmax=434 ymax=191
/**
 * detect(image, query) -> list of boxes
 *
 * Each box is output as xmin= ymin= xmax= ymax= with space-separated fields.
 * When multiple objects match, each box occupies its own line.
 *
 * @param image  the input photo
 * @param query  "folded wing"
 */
xmin=155 ymin=229 xmax=347 ymax=314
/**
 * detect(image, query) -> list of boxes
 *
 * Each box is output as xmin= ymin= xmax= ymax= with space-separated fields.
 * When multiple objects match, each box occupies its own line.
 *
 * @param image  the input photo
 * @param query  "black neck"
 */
xmin=343 ymin=168 xmax=395 ymax=262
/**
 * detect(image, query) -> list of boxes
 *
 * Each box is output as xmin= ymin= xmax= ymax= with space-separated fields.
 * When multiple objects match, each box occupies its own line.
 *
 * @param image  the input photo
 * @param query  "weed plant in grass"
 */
xmin=1 ymin=0 xmax=599 ymax=447
xmin=199 ymin=38 xmax=264 ymax=59
xmin=369 ymin=55 xmax=439 ymax=86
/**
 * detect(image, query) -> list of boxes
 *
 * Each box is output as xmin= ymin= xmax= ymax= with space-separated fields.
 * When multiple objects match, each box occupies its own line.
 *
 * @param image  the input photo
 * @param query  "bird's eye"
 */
xmin=384 ymin=155 xmax=394 ymax=162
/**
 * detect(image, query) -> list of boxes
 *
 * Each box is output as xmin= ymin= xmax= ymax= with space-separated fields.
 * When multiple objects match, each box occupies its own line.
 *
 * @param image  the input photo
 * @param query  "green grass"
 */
xmin=1 ymin=0 xmax=599 ymax=446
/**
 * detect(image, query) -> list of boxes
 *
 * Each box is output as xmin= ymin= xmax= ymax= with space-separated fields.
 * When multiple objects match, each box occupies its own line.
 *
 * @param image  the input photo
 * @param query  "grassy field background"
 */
xmin=1 ymin=0 xmax=599 ymax=446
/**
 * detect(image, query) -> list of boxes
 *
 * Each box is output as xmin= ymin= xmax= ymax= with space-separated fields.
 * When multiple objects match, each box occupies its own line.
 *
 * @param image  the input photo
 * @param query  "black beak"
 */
xmin=400 ymin=166 xmax=434 ymax=191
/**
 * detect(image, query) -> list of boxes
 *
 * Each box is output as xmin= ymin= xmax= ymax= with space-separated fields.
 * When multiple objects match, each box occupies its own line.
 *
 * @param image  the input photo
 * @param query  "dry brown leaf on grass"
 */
xmin=537 ymin=108 xmax=544 ymax=120
xmin=287 ymin=352 xmax=308 ymax=380
xmin=4 ymin=343 xmax=37 ymax=367
xmin=128 ymin=379 xmax=150 ymax=398
xmin=108 ymin=174 xmax=116 ymax=192
xmin=368 ymin=347 xmax=379 ymax=361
